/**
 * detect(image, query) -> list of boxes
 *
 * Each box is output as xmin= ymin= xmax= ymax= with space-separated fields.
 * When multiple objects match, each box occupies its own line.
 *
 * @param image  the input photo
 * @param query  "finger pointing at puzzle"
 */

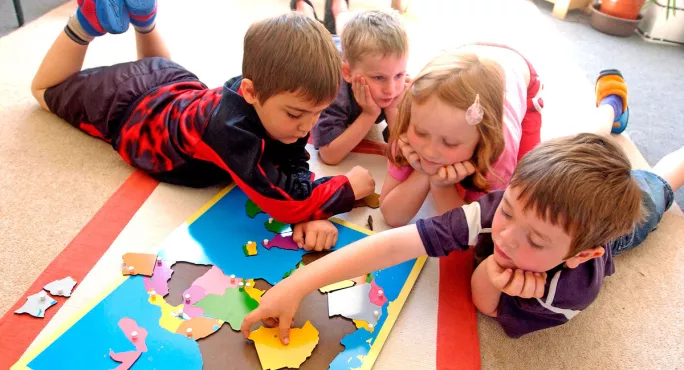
xmin=241 ymin=283 xmax=302 ymax=345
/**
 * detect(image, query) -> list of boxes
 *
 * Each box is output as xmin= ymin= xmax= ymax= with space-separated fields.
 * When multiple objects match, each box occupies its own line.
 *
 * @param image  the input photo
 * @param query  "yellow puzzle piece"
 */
xmin=319 ymin=280 xmax=355 ymax=293
xmin=243 ymin=241 xmax=258 ymax=256
xmin=248 ymin=321 xmax=319 ymax=370
xmin=148 ymin=293 xmax=184 ymax=333
xmin=243 ymin=279 xmax=265 ymax=303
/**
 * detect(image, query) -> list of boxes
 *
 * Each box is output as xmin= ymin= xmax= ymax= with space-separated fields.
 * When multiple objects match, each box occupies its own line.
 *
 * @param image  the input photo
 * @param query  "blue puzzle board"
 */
xmin=19 ymin=186 xmax=425 ymax=370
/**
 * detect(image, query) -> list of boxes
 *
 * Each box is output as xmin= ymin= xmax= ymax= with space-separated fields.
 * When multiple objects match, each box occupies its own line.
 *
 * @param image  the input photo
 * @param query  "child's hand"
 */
xmin=292 ymin=220 xmax=338 ymax=251
xmin=485 ymin=255 xmax=547 ymax=299
xmin=352 ymin=75 xmax=381 ymax=117
xmin=241 ymin=282 xmax=303 ymax=345
xmin=346 ymin=166 xmax=376 ymax=200
xmin=386 ymin=75 xmax=412 ymax=112
xmin=429 ymin=161 xmax=476 ymax=187
xmin=398 ymin=134 xmax=425 ymax=173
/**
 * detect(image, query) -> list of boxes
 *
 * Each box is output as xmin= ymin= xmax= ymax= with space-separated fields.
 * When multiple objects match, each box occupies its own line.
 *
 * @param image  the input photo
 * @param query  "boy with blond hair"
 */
xmin=242 ymin=133 xmax=683 ymax=341
xmin=31 ymin=1 xmax=375 ymax=229
xmin=294 ymin=2 xmax=410 ymax=164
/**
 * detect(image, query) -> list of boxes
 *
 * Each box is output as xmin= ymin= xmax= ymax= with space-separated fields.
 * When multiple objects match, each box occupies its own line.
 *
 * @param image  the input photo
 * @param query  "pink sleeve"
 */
xmin=387 ymin=160 xmax=413 ymax=181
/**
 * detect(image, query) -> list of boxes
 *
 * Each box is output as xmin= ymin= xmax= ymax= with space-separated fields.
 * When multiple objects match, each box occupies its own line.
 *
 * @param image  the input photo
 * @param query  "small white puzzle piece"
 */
xmin=43 ymin=276 xmax=77 ymax=297
xmin=327 ymin=283 xmax=382 ymax=325
xmin=15 ymin=291 xmax=57 ymax=318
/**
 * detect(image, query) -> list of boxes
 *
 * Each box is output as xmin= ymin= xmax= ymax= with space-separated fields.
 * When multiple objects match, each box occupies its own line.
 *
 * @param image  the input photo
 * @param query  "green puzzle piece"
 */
xmin=195 ymin=287 xmax=259 ymax=330
xmin=265 ymin=219 xmax=291 ymax=234
xmin=245 ymin=199 xmax=262 ymax=218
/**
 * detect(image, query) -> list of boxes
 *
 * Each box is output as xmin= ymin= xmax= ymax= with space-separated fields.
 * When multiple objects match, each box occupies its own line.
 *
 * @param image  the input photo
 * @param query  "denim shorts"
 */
xmin=608 ymin=170 xmax=674 ymax=256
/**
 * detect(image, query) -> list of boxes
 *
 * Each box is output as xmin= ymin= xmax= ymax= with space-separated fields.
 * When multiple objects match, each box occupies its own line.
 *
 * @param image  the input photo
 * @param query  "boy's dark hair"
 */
xmin=509 ymin=133 xmax=643 ymax=257
xmin=243 ymin=13 xmax=342 ymax=105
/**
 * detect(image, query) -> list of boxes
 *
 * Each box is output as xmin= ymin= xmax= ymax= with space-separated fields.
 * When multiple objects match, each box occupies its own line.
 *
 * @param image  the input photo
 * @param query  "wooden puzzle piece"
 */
xmin=194 ymin=285 xmax=262 ymax=330
xmin=43 ymin=276 xmax=77 ymax=297
xmin=176 ymin=317 xmax=224 ymax=341
xmin=118 ymin=318 xmax=148 ymax=352
xmin=319 ymin=280 xmax=355 ymax=293
xmin=243 ymin=241 xmax=258 ymax=256
xmin=109 ymin=350 xmax=142 ymax=370
xmin=248 ymin=321 xmax=319 ymax=370
xmin=262 ymin=234 xmax=298 ymax=251
xmin=353 ymin=192 xmax=380 ymax=209
xmin=243 ymin=279 xmax=265 ymax=303
xmin=369 ymin=280 xmax=388 ymax=306
xmin=353 ymin=319 xmax=375 ymax=333
xmin=328 ymin=283 xmax=382 ymax=326
xmin=147 ymin=293 xmax=186 ymax=333
xmin=190 ymin=266 xmax=240 ymax=295
xmin=143 ymin=260 xmax=174 ymax=296
xmin=14 ymin=291 xmax=57 ymax=318
xmin=264 ymin=218 xmax=292 ymax=234
xmin=181 ymin=285 xmax=207 ymax=318
xmin=245 ymin=199 xmax=263 ymax=218
xmin=121 ymin=253 xmax=157 ymax=276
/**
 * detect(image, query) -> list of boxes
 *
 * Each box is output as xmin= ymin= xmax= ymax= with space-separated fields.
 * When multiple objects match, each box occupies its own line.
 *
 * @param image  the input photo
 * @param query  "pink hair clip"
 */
xmin=465 ymin=94 xmax=484 ymax=126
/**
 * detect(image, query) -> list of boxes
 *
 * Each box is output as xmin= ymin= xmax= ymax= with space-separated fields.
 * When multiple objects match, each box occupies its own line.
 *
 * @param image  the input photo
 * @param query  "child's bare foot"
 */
xmin=291 ymin=0 xmax=320 ymax=21
xmin=391 ymin=0 xmax=410 ymax=13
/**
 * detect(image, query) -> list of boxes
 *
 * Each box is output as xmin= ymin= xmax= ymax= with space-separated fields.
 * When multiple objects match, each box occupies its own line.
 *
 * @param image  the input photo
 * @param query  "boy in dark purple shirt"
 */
xmin=241 ymin=132 xmax=682 ymax=341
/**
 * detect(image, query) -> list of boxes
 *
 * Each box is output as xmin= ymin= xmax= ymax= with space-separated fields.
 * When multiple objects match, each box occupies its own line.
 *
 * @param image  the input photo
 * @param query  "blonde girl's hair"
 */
xmin=387 ymin=51 xmax=506 ymax=193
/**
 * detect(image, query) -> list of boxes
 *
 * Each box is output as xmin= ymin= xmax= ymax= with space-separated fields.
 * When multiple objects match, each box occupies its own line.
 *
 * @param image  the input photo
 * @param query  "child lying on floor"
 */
xmin=241 ymin=133 xmax=683 ymax=340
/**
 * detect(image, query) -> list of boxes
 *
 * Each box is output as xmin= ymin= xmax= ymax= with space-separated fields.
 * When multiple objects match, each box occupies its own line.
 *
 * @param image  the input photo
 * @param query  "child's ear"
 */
xmin=565 ymin=246 xmax=605 ymax=269
xmin=341 ymin=61 xmax=353 ymax=83
xmin=240 ymin=78 xmax=258 ymax=105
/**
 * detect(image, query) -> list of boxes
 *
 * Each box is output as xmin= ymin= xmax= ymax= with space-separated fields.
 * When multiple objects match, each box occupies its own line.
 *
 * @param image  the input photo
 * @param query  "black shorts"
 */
xmin=44 ymin=57 xmax=201 ymax=142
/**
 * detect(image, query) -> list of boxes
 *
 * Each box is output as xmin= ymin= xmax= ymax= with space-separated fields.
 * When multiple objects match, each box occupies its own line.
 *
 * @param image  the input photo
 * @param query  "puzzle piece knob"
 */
xmin=39 ymin=292 xmax=47 ymax=301
xmin=131 ymin=331 xmax=138 ymax=339
xmin=377 ymin=290 xmax=384 ymax=297
xmin=156 ymin=257 xmax=162 ymax=265
xmin=263 ymin=239 xmax=269 ymax=246
xmin=127 ymin=266 xmax=135 ymax=273
xmin=184 ymin=294 xmax=191 ymax=302
xmin=186 ymin=328 xmax=193 ymax=336
xmin=373 ymin=310 xmax=379 ymax=317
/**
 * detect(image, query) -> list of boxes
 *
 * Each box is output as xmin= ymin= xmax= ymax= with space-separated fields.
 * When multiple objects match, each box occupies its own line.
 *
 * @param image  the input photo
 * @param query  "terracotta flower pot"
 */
xmin=600 ymin=0 xmax=646 ymax=20
xmin=591 ymin=4 xmax=643 ymax=36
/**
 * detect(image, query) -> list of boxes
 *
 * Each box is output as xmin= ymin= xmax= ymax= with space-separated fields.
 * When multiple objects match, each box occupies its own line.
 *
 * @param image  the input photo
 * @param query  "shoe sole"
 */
xmin=97 ymin=0 xmax=130 ymax=34
xmin=125 ymin=0 xmax=156 ymax=17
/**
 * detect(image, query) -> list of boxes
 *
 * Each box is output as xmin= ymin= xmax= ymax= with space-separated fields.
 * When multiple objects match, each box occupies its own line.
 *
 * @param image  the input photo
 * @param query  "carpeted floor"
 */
xmin=1 ymin=0 xmax=682 ymax=369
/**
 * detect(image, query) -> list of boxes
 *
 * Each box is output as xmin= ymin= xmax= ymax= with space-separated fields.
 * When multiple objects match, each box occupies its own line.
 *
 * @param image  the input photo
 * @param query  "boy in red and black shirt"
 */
xmin=31 ymin=0 xmax=375 ymax=225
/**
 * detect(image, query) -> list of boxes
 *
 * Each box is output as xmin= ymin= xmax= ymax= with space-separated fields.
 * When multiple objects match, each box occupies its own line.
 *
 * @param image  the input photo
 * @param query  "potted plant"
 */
xmin=638 ymin=0 xmax=683 ymax=44
xmin=590 ymin=0 xmax=645 ymax=36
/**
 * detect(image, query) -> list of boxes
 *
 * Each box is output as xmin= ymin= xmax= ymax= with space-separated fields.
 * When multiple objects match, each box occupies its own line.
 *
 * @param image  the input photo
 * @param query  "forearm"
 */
xmin=319 ymin=113 xmax=377 ymax=165
xmin=380 ymin=172 xmax=430 ymax=227
xmin=283 ymin=225 xmax=427 ymax=298
xmin=431 ymin=184 xmax=466 ymax=215
xmin=384 ymin=108 xmax=399 ymax=135
xmin=471 ymin=260 xmax=502 ymax=317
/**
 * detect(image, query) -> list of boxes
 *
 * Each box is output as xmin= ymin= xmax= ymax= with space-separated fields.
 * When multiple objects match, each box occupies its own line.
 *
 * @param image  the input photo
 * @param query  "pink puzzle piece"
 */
xmin=263 ymin=234 xmax=298 ymax=251
xmin=191 ymin=266 xmax=243 ymax=295
xmin=143 ymin=261 xmax=174 ymax=296
xmin=181 ymin=285 xmax=207 ymax=318
xmin=369 ymin=280 xmax=388 ymax=306
xmin=109 ymin=350 xmax=142 ymax=370
xmin=118 ymin=318 xmax=148 ymax=352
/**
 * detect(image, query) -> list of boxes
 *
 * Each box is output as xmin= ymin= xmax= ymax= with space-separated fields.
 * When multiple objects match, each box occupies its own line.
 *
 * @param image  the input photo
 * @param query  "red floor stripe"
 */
xmin=0 ymin=170 xmax=159 ymax=368
xmin=437 ymin=249 xmax=481 ymax=370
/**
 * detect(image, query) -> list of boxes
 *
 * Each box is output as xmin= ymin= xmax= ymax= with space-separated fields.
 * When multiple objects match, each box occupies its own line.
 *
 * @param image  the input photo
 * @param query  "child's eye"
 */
xmin=394 ymin=73 xmax=405 ymax=79
xmin=287 ymin=112 xmax=301 ymax=119
xmin=500 ymin=208 xmax=512 ymax=219
xmin=529 ymin=239 xmax=544 ymax=250
xmin=373 ymin=76 xmax=384 ymax=81
xmin=414 ymin=129 xmax=427 ymax=137
xmin=443 ymin=140 xmax=459 ymax=148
